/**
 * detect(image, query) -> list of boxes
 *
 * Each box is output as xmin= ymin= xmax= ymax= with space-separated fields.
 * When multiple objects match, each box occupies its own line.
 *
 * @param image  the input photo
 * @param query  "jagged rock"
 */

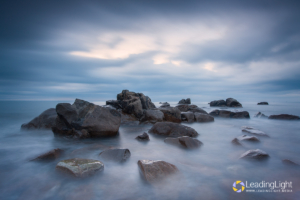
xmin=178 ymin=98 xmax=191 ymax=104
xmin=135 ymin=132 xmax=150 ymax=141
xmin=158 ymin=107 xmax=181 ymax=123
xmin=21 ymin=108 xmax=57 ymax=130
xmin=282 ymin=159 xmax=299 ymax=166
xmin=237 ymin=135 xmax=260 ymax=142
xmin=254 ymin=112 xmax=268 ymax=118
xmin=239 ymin=149 xmax=269 ymax=160
xmin=106 ymin=100 xmax=122 ymax=109
xmin=181 ymin=112 xmax=195 ymax=123
xmin=241 ymin=127 xmax=269 ymax=137
xmin=176 ymin=104 xmax=207 ymax=114
xmin=149 ymin=122 xmax=198 ymax=137
xmin=164 ymin=136 xmax=202 ymax=149
xmin=258 ymin=102 xmax=269 ymax=105
xmin=99 ymin=148 xmax=131 ymax=162
xmin=231 ymin=138 xmax=242 ymax=145
xmin=209 ymin=110 xmax=250 ymax=119
xmin=56 ymin=158 xmax=104 ymax=177
xmin=209 ymin=100 xmax=226 ymax=107
xmin=159 ymin=102 xmax=170 ymax=108
xmin=194 ymin=113 xmax=214 ymax=122
xmin=268 ymin=114 xmax=300 ymax=120
xmin=31 ymin=148 xmax=63 ymax=161
xmin=137 ymin=160 xmax=178 ymax=183
xmin=226 ymin=98 xmax=242 ymax=107
xmin=140 ymin=109 xmax=164 ymax=123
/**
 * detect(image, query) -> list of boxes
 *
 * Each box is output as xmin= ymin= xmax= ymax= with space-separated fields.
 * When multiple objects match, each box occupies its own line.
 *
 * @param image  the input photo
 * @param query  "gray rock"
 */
xmin=209 ymin=100 xmax=226 ymax=107
xmin=209 ymin=110 xmax=250 ymax=119
xmin=99 ymin=148 xmax=131 ymax=162
xmin=178 ymin=98 xmax=191 ymax=104
xmin=268 ymin=114 xmax=300 ymax=120
xmin=158 ymin=107 xmax=181 ymax=123
xmin=241 ymin=127 xmax=269 ymax=137
xmin=56 ymin=103 xmax=78 ymax=127
xmin=258 ymin=102 xmax=269 ymax=105
xmin=140 ymin=109 xmax=164 ymax=123
xmin=159 ymin=102 xmax=170 ymax=108
xmin=106 ymin=100 xmax=122 ymax=109
xmin=231 ymin=138 xmax=242 ymax=145
xmin=56 ymin=158 xmax=104 ymax=177
xmin=194 ymin=113 xmax=214 ymax=122
xmin=181 ymin=112 xmax=195 ymax=123
xmin=164 ymin=136 xmax=202 ymax=149
xmin=239 ymin=149 xmax=269 ymax=160
xmin=31 ymin=148 xmax=63 ymax=161
xmin=226 ymin=98 xmax=242 ymax=107
xmin=237 ymin=135 xmax=260 ymax=142
xmin=137 ymin=160 xmax=178 ymax=183
xmin=21 ymin=108 xmax=57 ymax=130
xmin=120 ymin=111 xmax=139 ymax=125
xmin=254 ymin=112 xmax=268 ymax=118
xmin=282 ymin=159 xmax=299 ymax=166
xmin=136 ymin=132 xmax=150 ymax=141
xmin=176 ymin=104 xmax=208 ymax=114
xmin=149 ymin=122 xmax=198 ymax=137
xmin=72 ymin=99 xmax=96 ymax=119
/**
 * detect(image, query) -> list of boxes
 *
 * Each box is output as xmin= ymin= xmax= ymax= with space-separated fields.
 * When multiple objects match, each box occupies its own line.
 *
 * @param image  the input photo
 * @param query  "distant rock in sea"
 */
xmin=209 ymin=110 xmax=250 ymax=119
xmin=178 ymin=98 xmax=191 ymax=104
xmin=268 ymin=114 xmax=300 ymax=120
xmin=257 ymin=102 xmax=269 ymax=105
xmin=209 ymin=98 xmax=242 ymax=107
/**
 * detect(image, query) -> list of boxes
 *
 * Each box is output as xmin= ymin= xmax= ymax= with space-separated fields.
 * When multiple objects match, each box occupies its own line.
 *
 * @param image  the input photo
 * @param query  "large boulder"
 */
xmin=158 ymin=107 xmax=181 ymax=123
xmin=254 ymin=112 xmax=268 ymax=118
xmin=178 ymin=98 xmax=191 ymax=104
xmin=21 ymin=108 xmax=57 ymax=130
xmin=31 ymin=148 xmax=63 ymax=161
xmin=181 ymin=112 xmax=195 ymax=123
xmin=99 ymin=148 xmax=131 ymax=162
xmin=239 ymin=149 xmax=269 ymax=160
xmin=209 ymin=100 xmax=226 ymax=107
xmin=176 ymin=104 xmax=207 ymax=114
xmin=226 ymin=98 xmax=242 ymax=107
xmin=241 ymin=127 xmax=269 ymax=137
xmin=140 ymin=109 xmax=164 ymax=123
xmin=194 ymin=113 xmax=214 ymax=122
xmin=268 ymin=114 xmax=300 ymax=120
xmin=149 ymin=122 xmax=198 ymax=137
xmin=209 ymin=110 xmax=250 ymax=119
xmin=164 ymin=136 xmax=202 ymax=149
xmin=257 ymin=102 xmax=268 ymax=105
xmin=137 ymin=160 xmax=178 ymax=183
xmin=56 ymin=158 xmax=104 ymax=177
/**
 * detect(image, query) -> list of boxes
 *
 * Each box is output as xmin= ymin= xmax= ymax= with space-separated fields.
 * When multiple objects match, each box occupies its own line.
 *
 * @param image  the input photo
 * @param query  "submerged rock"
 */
xmin=226 ymin=98 xmax=242 ymax=107
xmin=176 ymin=104 xmax=207 ymax=114
xmin=140 ymin=109 xmax=164 ymax=123
xmin=209 ymin=100 xmax=226 ymax=107
xmin=231 ymin=138 xmax=242 ymax=145
xmin=257 ymin=102 xmax=269 ymax=105
xmin=254 ymin=112 xmax=268 ymax=118
xmin=99 ymin=148 xmax=131 ymax=162
xmin=239 ymin=149 xmax=269 ymax=160
xmin=268 ymin=114 xmax=300 ymax=120
xmin=31 ymin=148 xmax=63 ymax=161
xmin=241 ymin=127 xmax=269 ymax=137
xmin=21 ymin=108 xmax=57 ymax=130
xmin=136 ymin=132 xmax=150 ymax=141
xmin=164 ymin=136 xmax=202 ymax=149
xmin=137 ymin=160 xmax=178 ymax=183
xmin=181 ymin=112 xmax=195 ymax=123
xmin=178 ymin=98 xmax=191 ymax=104
xmin=158 ymin=107 xmax=181 ymax=123
xmin=149 ymin=122 xmax=198 ymax=137
xmin=237 ymin=135 xmax=260 ymax=142
xmin=282 ymin=159 xmax=299 ymax=166
xmin=56 ymin=158 xmax=104 ymax=177
xmin=194 ymin=113 xmax=214 ymax=122
xmin=209 ymin=110 xmax=250 ymax=119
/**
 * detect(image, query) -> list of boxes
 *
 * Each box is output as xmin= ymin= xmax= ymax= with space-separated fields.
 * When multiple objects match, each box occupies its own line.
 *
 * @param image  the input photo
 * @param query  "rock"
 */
xmin=149 ymin=122 xmax=198 ymax=137
xmin=159 ymin=102 xmax=168 ymax=104
xmin=242 ymin=127 xmax=269 ymax=137
xmin=140 ymin=109 xmax=164 ymax=123
xmin=268 ymin=114 xmax=300 ymax=120
xmin=137 ymin=160 xmax=178 ymax=183
xmin=120 ymin=111 xmax=139 ymax=125
xmin=226 ymin=98 xmax=242 ymax=107
xmin=209 ymin=100 xmax=226 ymax=107
xmin=282 ymin=159 xmax=299 ymax=166
xmin=99 ymin=148 xmax=131 ymax=162
xmin=176 ymin=104 xmax=207 ymax=114
xmin=106 ymin=100 xmax=122 ymax=109
xmin=21 ymin=108 xmax=57 ymax=130
xmin=194 ymin=113 xmax=214 ymax=122
xmin=181 ymin=112 xmax=195 ymax=123
xmin=178 ymin=98 xmax=191 ymax=104
xmin=231 ymin=138 xmax=242 ymax=145
xmin=209 ymin=110 xmax=250 ymax=119
xmin=56 ymin=103 xmax=78 ymax=127
xmin=31 ymin=148 xmax=63 ymax=161
xmin=239 ymin=149 xmax=269 ymax=160
xmin=72 ymin=99 xmax=96 ymax=119
xmin=254 ymin=112 xmax=268 ymax=118
xmin=158 ymin=107 xmax=181 ymax=123
xmin=136 ymin=132 xmax=150 ymax=141
xmin=237 ymin=135 xmax=260 ymax=142
xmin=56 ymin=158 xmax=104 ymax=177
xmin=258 ymin=102 xmax=268 ymax=105
xmin=164 ymin=136 xmax=202 ymax=149
xmin=159 ymin=102 xmax=170 ymax=108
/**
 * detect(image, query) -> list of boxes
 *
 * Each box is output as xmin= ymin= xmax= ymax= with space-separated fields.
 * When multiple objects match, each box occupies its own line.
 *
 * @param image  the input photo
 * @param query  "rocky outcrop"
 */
xmin=176 ymin=104 xmax=207 ymax=114
xmin=194 ymin=113 xmax=214 ymax=122
xmin=158 ymin=107 xmax=181 ymax=123
xmin=209 ymin=110 xmax=250 ymax=119
xmin=268 ymin=114 xmax=300 ymax=120
xmin=140 ymin=109 xmax=164 ymax=123
xmin=149 ymin=122 xmax=198 ymax=137
xmin=136 ymin=132 xmax=150 ymax=141
xmin=254 ymin=112 xmax=268 ymax=118
xmin=137 ymin=160 xmax=178 ymax=183
xmin=56 ymin=158 xmax=104 ymax=177
xmin=31 ymin=148 xmax=63 ymax=161
xmin=241 ymin=127 xmax=269 ymax=137
xmin=99 ymin=148 xmax=131 ymax=162
xmin=164 ymin=136 xmax=202 ymax=149
xmin=209 ymin=100 xmax=226 ymax=107
xmin=226 ymin=98 xmax=242 ymax=107
xmin=181 ymin=112 xmax=195 ymax=123
xmin=257 ymin=102 xmax=268 ymax=105
xmin=21 ymin=108 xmax=57 ymax=130
xmin=178 ymin=98 xmax=191 ymax=104
xmin=239 ymin=149 xmax=269 ymax=160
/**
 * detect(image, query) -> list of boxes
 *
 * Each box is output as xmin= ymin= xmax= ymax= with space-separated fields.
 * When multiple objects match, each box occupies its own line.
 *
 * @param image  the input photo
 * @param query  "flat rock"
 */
xmin=140 ymin=109 xmax=164 ymax=123
xmin=181 ymin=112 xmax=195 ymax=123
xmin=137 ymin=160 xmax=178 ymax=183
xmin=136 ymin=132 xmax=150 ymax=141
xmin=178 ymin=98 xmax=191 ymax=104
xmin=209 ymin=110 xmax=250 ymax=119
xmin=194 ymin=113 xmax=214 ymax=122
xmin=254 ymin=112 xmax=268 ymax=118
xmin=56 ymin=158 xmax=104 ymax=177
xmin=31 ymin=148 xmax=63 ymax=161
xmin=99 ymin=148 xmax=131 ymax=162
xmin=158 ymin=107 xmax=181 ymax=123
xmin=176 ymin=104 xmax=207 ymax=114
xmin=268 ymin=114 xmax=300 ymax=120
xmin=242 ymin=127 xmax=269 ymax=137
xmin=21 ymin=108 xmax=57 ymax=130
xmin=239 ymin=149 xmax=269 ymax=160
xmin=258 ymin=102 xmax=269 ymax=105
xmin=149 ymin=122 xmax=198 ymax=137
xmin=164 ymin=136 xmax=202 ymax=149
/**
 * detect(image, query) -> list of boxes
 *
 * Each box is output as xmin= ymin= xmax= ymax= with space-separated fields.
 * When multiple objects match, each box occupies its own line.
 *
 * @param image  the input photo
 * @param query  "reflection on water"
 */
xmin=0 ymin=101 xmax=300 ymax=200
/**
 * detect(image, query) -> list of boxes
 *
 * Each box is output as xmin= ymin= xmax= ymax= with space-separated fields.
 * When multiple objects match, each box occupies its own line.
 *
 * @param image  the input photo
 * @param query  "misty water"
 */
xmin=0 ymin=101 xmax=300 ymax=200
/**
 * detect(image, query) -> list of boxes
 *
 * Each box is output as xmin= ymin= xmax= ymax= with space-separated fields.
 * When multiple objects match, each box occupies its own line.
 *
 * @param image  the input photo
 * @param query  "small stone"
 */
xmin=32 ymin=148 xmax=63 ymax=161
xmin=136 ymin=132 xmax=150 ymax=141
xmin=239 ymin=149 xmax=269 ymax=160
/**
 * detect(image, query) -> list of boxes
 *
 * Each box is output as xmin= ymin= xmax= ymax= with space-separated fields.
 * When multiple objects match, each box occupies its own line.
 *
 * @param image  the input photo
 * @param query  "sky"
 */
xmin=1 ymin=0 xmax=300 ymax=103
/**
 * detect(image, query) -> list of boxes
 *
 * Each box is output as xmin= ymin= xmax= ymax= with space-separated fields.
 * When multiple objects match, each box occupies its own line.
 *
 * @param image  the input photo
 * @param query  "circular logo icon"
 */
xmin=233 ymin=181 xmax=245 ymax=193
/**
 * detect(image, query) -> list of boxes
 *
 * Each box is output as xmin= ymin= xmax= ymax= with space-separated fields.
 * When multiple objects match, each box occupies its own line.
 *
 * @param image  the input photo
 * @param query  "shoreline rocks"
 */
xmin=239 ymin=149 xmax=269 ymax=160
xmin=268 ymin=114 xmax=300 ymax=120
xmin=21 ymin=108 xmax=57 ymax=130
xmin=149 ymin=122 xmax=199 ymax=137
xmin=209 ymin=110 xmax=250 ymax=119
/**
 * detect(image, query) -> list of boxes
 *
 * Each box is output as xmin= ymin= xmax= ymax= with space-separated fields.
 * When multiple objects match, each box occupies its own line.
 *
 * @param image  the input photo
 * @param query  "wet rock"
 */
xmin=282 ymin=159 xmax=299 ymax=166
xmin=21 ymin=108 xmax=57 ymax=130
xmin=140 ymin=109 xmax=164 ymax=123
xmin=239 ymin=149 xmax=269 ymax=160
xmin=158 ymin=107 xmax=181 ymax=123
xmin=99 ymin=148 xmax=131 ymax=162
xmin=231 ymin=138 xmax=242 ymax=145
xmin=149 ymin=122 xmax=198 ymax=137
xmin=254 ymin=112 xmax=268 ymax=118
xmin=226 ymin=98 xmax=242 ymax=107
xmin=164 ymin=136 xmax=202 ymax=149
xmin=106 ymin=100 xmax=122 ymax=109
xmin=159 ymin=102 xmax=170 ymax=108
xmin=176 ymin=104 xmax=207 ymax=114
xmin=209 ymin=100 xmax=226 ymax=107
xmin=194 ymin=113 xmax=214 ymax=122
xmin=209 ymin=110 xmax=250 ymax=119
xmin=237 ymin=135 xmax=260 ymax=142
xmin=136 ymin=132 xmax=150 ymax=141
xmin=137 ymin=160 xmax=178 ymax=183
xmin=178 ymin=98 xmax=191 ymax=104
xmin=242 ymin=127 xmax=269 ymax=137
xmin=56 ymin=158 xmax=104 ymax=177
xmin=268 ymin=114 xmax=300 ymax=120
xmin=258 ymin=102 xmax=269 ymax=105
xmin=181 ymin=112 xmax=195 ymax=123
xmin=32 ymin=148 xmax=63 ymax=161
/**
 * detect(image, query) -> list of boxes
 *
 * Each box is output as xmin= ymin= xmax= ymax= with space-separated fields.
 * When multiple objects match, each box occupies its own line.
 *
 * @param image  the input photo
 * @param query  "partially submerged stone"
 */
xmin=268 ymin=114 xmax=300 ymax=120
xmin=237 ymin=135 xmax=260 ymax=142
xmin=158 ymin=107 xmax=181 ymax=123
xmin=178 ymin=98 xmax=191 ymax=104
xmin=239 ymin=149 xmax=269 ymax=160
xmin=282 ymin=159 xmax=299 ymax=166
xmin=140 ymin=109 xmax=164 ymax=123
xmin=31 ymin=148 xmax=63 ymax=161
xmin=99 ymin=148 xmax=131 ymax=162
xmin=231 ymin=138 xmax=242 ymax=145
xmin=226 ymin=98 xmax=242 ymax=107
xmin=209 ymin=110 xmax=250 ymax=119
xmin=194 ymin=113 xmax=214 ymax=122
xmin=209 ymin=100 xmax=226 ymax=107
xmin=181 ymin=112 xmax=195 ymax=123
xmin=257 ymin=102 xmax=268 ymax=105
xmin=21 ymin=108 xmax=57 ymax=130
xmin=242 ymin=127 xmax=269 ymax=137
xmin=176 ymin=104 xmax=207 ymax=114
xmin=254 ymin=112 xmax=268 ymax=118
xmin=164 ymin=136 xmax=202 ymax=149
xmin=135 ymin=132 xmax=150 ymax=141
xmin=149 ymin=122 xmax=198 ymax=137
xmin=56 ymin=158 xmax=104 ymax=177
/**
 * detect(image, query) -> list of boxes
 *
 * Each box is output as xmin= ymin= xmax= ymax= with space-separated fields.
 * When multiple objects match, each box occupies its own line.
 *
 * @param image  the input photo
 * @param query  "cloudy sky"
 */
xmin=1 ymin=0 xmax=300 ymax=103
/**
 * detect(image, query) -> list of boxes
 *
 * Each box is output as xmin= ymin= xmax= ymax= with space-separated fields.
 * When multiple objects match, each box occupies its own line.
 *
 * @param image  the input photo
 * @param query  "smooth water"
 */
xmin=0 ymin=101 xmax=300 ymax=200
